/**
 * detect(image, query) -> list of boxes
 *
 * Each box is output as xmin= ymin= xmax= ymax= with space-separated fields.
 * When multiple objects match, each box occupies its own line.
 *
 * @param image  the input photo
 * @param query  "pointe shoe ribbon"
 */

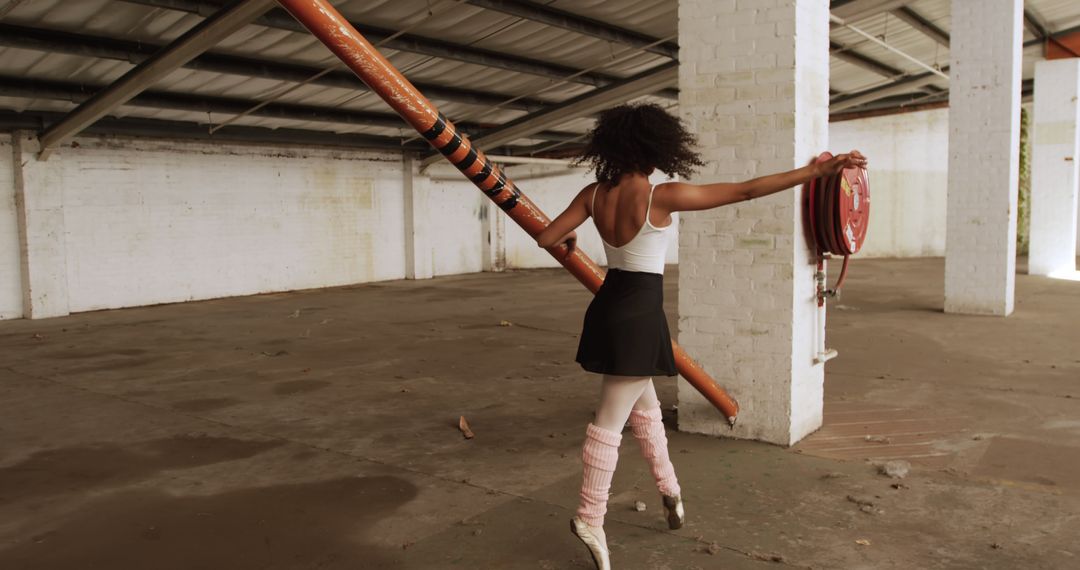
xmin=570 ymin=517 xmax=611 ymax=570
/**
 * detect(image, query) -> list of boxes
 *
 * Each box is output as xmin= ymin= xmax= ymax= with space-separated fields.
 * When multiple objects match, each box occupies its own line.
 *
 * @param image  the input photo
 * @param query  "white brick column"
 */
xmin=1029 ymin=59 xmax=1080 ymax=276
xmin=677 ymin=0 xmax=829 ymax=445
xmin=944 ymin=0 xmax=1023 ymax=315
xmin=12 ymin=131 xmax=70 ymax=319
xmin=402 ymin=155 xmax=433 ymax=280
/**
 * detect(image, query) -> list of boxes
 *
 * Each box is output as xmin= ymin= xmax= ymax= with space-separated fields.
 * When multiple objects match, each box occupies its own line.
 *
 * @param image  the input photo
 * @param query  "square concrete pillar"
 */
xmin=677 ymin=0 xmax=829 ymax=445
xmin=402 ymin=155 xmax=433 ymax=280
xmin=945 ymin=0 xmax=1024 ymax=315
xmin=1029 ymin=59 xmax=1080 ymax=276
xmin=12 ymin=132 xmax=70 ymax=319
xmin=481 ymin=198 xmax=506 ymax=272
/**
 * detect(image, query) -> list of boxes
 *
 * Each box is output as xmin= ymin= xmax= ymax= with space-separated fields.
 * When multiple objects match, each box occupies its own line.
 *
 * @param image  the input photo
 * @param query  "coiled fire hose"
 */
xmin=807 ymin=152 xmax=870 ymax=307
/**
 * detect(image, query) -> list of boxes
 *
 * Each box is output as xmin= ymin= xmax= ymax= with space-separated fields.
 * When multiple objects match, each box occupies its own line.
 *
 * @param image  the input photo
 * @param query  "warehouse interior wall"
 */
xmin=830 ymin=108 xmax=949 ymax=258
xmin=56 ymin=139 xmax=408 ymax=314
xmin=1 ymin=115 xmax=955 ymax=321
xmin=425 ymin=177 xmax=487 ymax=277
xmin=5 ymin=136 xmax=409 ymax=318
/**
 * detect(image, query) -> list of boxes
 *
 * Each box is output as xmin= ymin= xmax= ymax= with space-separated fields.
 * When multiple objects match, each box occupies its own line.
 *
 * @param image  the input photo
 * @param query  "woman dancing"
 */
xmin=536 ymin=102 xmax=865 ymax=570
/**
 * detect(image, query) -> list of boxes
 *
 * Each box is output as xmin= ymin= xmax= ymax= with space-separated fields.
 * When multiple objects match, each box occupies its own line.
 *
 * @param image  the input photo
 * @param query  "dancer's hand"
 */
xmin=558 ymin=231 xmax=578 ymax=256
xmin=815 ymin=150 xmax=867 ymax=177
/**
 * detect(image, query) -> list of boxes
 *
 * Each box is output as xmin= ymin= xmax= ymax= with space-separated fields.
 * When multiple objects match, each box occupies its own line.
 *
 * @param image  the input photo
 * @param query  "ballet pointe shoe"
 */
xmin=662 ymin=494 xmax=684 ymax=530
xmin=570 ymin=517 xmax=611 ymax=570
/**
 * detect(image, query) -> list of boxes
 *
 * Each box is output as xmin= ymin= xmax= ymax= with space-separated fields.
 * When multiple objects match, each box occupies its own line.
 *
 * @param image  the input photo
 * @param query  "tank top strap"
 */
xmin=590 ymin=183 xmax=600 ymax=217
xmin=645 ymin=184 xmax=657 ymax=226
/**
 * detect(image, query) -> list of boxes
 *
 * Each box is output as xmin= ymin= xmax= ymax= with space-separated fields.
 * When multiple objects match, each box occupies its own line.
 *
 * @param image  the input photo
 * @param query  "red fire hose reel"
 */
xmin=806 ymin=152 xmax=871 ymax=307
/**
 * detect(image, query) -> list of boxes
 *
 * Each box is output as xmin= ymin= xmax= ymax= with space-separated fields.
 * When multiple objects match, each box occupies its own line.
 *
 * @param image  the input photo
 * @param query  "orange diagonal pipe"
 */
xmin=276 ymin=0 xmax=739 ymax=425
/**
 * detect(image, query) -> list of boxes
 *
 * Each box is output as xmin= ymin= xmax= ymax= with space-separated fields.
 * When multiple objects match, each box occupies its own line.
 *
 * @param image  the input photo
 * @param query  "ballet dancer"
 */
xmin=537 ymin=102 xmax=865 ymax=569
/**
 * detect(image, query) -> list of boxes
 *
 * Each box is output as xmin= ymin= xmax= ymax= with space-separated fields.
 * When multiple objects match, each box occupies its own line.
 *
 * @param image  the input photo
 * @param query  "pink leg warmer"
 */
xmin=628 ymin=406 xmax=681 ymax=497
xmin=576 ymin=423 xmax=622 ymax=527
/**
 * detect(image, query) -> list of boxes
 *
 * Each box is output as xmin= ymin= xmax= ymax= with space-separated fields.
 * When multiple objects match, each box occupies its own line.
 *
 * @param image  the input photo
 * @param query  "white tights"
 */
xmin=593 ymin=375 xmax=660 ymax=432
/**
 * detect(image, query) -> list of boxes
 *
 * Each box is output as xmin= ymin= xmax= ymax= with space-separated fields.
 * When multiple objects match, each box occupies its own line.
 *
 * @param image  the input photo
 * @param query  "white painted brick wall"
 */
xmin=5 ymin=136 xmax=411 ymax=316
xmin=945 ymin=0 xmax=1023 ymax=315
xmin=830 ymin=109 xmax=949 ymax=257
xmin=426 ymin=177 xmax=486 ymax=276
xmin=1029 ymin=59 xmax=1080 ymax=276
xmin=0 ymin=135 xmax=21 ymax=319
xmin=678 ymin=0 xmax=828 ymax=445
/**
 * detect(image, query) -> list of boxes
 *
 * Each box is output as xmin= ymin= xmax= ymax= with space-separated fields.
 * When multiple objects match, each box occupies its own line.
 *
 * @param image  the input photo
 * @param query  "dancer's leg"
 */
xmin=631 ymin=379 xmax=661 ymax=411
xmin=577 ymin=375 xmax=651 ymax=528
xmin=628 ymin=381 xmax=680 ymax=497
xmin=594 ymin=375 xmax=652 ymax=432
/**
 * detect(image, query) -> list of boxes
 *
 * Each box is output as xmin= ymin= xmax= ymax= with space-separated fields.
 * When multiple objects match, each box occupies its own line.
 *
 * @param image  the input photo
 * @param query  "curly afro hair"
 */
xmin=576 ymin=103 xmax=704 ymax=185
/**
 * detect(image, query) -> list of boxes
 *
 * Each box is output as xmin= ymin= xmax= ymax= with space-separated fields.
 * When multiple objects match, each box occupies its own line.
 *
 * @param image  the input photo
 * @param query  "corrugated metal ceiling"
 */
xmin=0 ymin=0 xmax=1078 ymax=153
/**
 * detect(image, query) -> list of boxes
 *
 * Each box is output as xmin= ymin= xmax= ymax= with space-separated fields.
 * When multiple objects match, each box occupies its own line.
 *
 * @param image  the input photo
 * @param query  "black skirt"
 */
xmin=575 ymin=268 xmax=678 ymax=377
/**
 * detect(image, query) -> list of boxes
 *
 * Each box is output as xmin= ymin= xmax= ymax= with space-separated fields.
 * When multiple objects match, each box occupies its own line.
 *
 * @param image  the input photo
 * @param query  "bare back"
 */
xmin=590 ymin=180 xmax=672 ymax=248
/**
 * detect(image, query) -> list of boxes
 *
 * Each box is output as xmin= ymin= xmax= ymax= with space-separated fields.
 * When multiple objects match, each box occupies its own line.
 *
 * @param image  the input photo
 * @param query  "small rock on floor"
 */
xmin=880 ymin=459 xmax=911 ymax=479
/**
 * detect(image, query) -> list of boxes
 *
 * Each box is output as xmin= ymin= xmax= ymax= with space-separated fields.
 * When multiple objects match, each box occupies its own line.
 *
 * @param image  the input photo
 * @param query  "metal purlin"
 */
xmin=275 ymin=0 xmax=739 ymax=425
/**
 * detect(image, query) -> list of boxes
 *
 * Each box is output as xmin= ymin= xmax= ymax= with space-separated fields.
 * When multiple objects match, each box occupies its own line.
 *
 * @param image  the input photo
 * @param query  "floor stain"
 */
xmin=0 ymin=476 xmax=417 ymax=570
xmin=973 ymin=436 xmax=1080 ymax=490
xmin=63 ymin=356 xmax=163 ymax=373
xmin=0 ymin=435 xmax=281 ymax=505
xmin=171 ymin=397 xmax=242 ymax=412
xmin=273 ymin=380 xmax=331 ymax=395
xmin=44 ymin=348 xmax=149 ymax=360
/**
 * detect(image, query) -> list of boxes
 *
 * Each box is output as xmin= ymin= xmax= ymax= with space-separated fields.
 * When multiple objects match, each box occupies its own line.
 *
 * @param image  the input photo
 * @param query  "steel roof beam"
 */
xmin=830 ymin=40 xmax=904 ymax=77
xmin=462 ymin=0 xmax=678 ymax=59
xmin=834 ymin=27 xmax=1080 ymax=112
xmin=0 ymin=109 xmax=543 ymax=155
xmin=1025 ymin=23 xmax=1080 ymax=48
xmin=0 ymin=23 xmax=550 ymax=112
xmin=825 ymin=21 xmax=1080 ymax=113
xmin=833 ymin=78 xmax=1035 ymax=118
xmin=843 ymin=91 xmax=948 ymax=113
xmin=421 ymin=61 xmax=678 ymax=167
xmin=830 ymin=68 xmax=946 ymax=111
xmin=890 ymin=6 xmax=949 ymax=47
xmin=122 ymin=0 xmax=651 ymax=92
xmin=834 ymin=22 xmax=1080 ymax=112
xmin=1023 ymin=8 xmax=1050 ymax=42
xmin=37 ymin=0 xmax=277 ymax=158
xmin=831 ymin=13 xmax=948 ymax=80
xmin=0 ymin=108 xmax=430 ymax=151
xmin=0 ymin=76 xmax=579 ymax=143
xmin=830 ymin=0 xmax=914 ymax=22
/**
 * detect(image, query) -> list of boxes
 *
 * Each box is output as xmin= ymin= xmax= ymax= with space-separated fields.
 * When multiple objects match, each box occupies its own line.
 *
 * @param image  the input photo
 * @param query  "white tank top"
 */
xmin=592 ymin=184 xmax=672 ymax=275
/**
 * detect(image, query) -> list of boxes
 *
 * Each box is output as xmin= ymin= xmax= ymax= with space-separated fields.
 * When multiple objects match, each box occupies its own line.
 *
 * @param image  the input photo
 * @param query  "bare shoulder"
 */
xmin=575 ymin=181 xmax=599 ymax=206
xmin=579 ymin=181 xmax=599 ymax=197
xmin=574 ymin=181 xmax=600 ymax=212
xmin=653 ymin=180 xmax=692 ymax=193
xmin=651 ymin=181 xmax=692 ymax=206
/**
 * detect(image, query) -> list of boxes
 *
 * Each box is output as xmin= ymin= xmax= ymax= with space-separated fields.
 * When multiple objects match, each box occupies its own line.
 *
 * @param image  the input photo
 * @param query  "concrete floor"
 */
xmin=0 ymin=258 xmax=1077 ymax=569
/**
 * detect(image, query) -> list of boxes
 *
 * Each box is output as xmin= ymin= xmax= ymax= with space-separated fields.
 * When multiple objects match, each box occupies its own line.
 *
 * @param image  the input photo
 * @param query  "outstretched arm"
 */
xmin=657 ymin=151 xmax=867 ymax=212
xmin=536 ymin=183 xmax=596 ymax=252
